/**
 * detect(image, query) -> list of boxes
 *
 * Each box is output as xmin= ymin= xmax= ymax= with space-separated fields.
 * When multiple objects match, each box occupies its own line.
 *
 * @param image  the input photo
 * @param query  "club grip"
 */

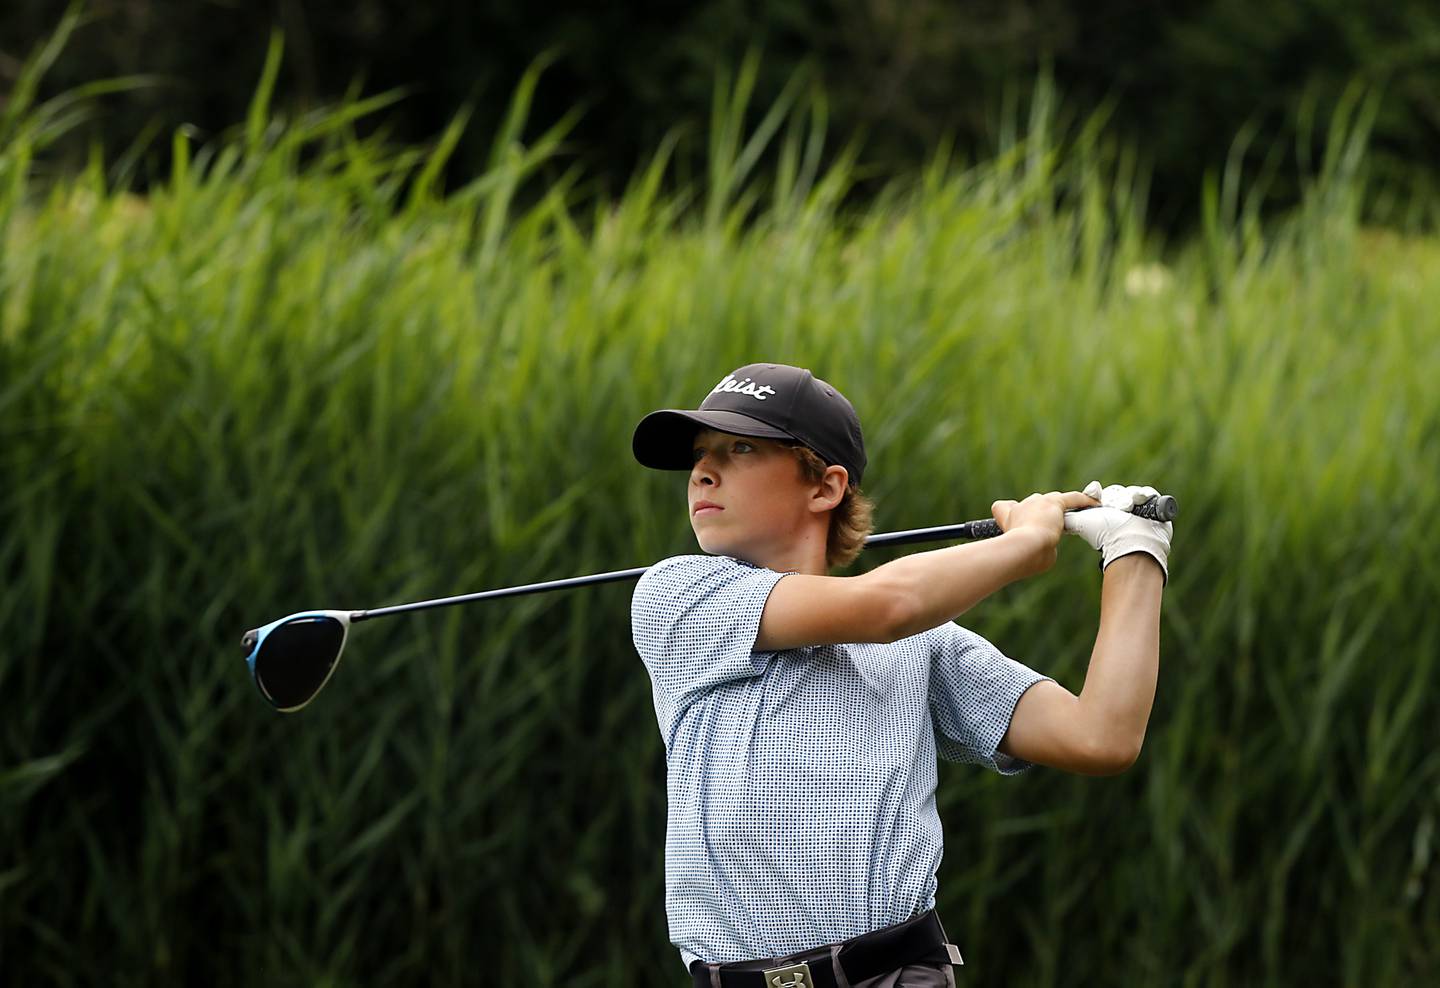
xmin=975 ymin=494 xmax=1178 ymax=541
xmin=1133 ymin=495 xmax=1178 ymax=522
xmin=968 ymin=519 xmax=1004 ymax=539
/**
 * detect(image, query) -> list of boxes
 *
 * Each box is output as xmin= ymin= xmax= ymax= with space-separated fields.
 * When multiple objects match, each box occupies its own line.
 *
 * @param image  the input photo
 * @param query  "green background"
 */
xmin=2 ymin=7 xmax=1439 ymax=986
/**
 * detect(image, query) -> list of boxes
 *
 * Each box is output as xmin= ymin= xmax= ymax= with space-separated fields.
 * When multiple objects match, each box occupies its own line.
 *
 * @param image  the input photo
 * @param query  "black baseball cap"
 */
xmin=632 ymin=362 xmax=868 ymax=486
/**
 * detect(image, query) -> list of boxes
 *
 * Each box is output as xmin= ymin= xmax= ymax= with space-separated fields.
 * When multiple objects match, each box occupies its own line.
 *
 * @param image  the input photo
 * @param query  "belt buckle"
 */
xmin=761 ymin=961 xmax=812 ymax=987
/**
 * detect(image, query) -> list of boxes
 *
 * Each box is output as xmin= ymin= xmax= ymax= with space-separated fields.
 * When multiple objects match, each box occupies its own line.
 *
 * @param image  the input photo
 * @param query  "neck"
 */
xmin=743 ymin=521 xmax=830 ymax=575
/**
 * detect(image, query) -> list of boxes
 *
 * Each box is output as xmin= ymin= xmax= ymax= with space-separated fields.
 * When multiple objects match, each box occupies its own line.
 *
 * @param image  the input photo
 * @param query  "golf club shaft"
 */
xmin=889 ymin=492 xmax=1177 ymax=545
xmin=351 ymin=494 xmax=1177 ymax=623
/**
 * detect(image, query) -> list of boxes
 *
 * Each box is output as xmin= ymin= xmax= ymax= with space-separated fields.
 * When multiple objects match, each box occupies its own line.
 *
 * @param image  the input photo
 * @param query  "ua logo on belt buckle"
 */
xmin=762 ymin=962 xmax=812 ymax=987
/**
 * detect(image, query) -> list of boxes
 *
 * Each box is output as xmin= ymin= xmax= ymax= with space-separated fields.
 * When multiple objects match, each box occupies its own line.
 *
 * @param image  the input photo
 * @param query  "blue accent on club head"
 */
xmin=242 ymin=610 xmax=336 ymax=695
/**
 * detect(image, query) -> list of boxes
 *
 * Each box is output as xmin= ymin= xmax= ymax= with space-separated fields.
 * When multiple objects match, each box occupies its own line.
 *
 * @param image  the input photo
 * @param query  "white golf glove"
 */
xmin=1063 ymin=480 xmax=1173 ymax=583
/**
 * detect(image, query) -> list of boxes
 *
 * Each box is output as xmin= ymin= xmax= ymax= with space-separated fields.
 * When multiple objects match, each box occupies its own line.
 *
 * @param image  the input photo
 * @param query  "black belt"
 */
xmin=688 ymin=910 xmax=961 ymax=988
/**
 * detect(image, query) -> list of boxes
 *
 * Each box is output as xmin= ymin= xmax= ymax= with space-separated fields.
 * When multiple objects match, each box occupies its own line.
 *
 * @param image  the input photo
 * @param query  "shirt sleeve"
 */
xmin=631 ymin=554 xmax=789 ymax=705
xmin=928 ymin=621 xmax=1050 ymax=775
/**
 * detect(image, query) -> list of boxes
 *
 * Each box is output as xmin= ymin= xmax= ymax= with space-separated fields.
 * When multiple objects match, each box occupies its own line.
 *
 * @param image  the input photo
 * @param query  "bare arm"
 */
xmin=868 ymin=527 xmax=1053 ymax=638
xmin=754 ymin=491 xmax=1094 ymax=652
xmin=997 ymin=554 xmax=1165 ymax=774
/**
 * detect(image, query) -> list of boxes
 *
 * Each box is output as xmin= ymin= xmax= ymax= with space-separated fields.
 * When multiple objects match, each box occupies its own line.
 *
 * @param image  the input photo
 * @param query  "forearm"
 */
xmin=870 ymin=529 xmax=1049 ymax=639
xmin=1076 ymin=554 xmax=1165 ymax=760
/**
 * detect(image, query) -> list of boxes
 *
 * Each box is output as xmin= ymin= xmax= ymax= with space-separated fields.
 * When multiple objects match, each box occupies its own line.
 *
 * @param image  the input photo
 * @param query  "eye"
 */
xmin=692 ymin=440 xmax=753 ymax=462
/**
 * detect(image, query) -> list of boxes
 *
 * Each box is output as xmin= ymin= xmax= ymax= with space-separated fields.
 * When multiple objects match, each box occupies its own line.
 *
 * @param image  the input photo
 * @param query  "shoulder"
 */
xmin=630 ymin=554 xmax=789 ymax=675
xmin=637 ymin=553 xmax=773 ymax=584
xmin=632 ymin=554 xmax=781 ymax=606
xmin=925 ymin=619 xmax=1000 ymax=653
xmin=636 ymin=553 xmax=746 ymax=588
xmin=888 ymin=621 xmax=1011 ymax=668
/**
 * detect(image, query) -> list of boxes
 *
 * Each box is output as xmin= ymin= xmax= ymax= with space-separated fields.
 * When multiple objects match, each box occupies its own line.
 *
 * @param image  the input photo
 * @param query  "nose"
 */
xmin=690 ymin=452 xmax=720 ymax=486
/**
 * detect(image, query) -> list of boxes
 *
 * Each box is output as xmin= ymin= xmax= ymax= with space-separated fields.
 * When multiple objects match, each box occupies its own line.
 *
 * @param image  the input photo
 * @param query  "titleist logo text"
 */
xmin=710 ymin=374 xmax=777 ymax=400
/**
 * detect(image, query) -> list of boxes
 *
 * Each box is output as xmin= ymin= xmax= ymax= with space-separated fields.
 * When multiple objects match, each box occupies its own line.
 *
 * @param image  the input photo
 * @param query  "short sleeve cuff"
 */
xmin=984 ymin=672 xmax=1051 ymax=775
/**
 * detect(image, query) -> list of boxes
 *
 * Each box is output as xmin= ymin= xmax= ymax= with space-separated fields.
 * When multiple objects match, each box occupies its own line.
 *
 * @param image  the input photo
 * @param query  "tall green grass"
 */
xmin=3 ymin=30 xmax=1438 ymax=988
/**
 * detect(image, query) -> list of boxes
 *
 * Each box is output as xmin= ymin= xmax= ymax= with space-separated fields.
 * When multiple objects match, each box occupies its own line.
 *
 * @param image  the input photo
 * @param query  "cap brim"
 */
xmin=632 ymin=409 xmax=795 ymax=470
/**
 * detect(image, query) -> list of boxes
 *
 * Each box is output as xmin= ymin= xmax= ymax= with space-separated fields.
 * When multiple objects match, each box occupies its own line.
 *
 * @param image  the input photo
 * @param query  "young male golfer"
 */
xmin=630 ymin=362 xmax=1171 ymax=987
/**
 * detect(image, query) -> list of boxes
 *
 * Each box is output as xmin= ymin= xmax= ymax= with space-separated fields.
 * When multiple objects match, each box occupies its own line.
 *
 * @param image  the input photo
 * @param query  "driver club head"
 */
xmin=241 ymin=610 xmax=353 ymax=713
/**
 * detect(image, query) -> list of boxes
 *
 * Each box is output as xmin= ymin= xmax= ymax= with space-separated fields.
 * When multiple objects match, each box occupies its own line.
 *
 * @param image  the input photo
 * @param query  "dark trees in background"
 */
xmin=2 ymin=0 xmax=1438 ymax=228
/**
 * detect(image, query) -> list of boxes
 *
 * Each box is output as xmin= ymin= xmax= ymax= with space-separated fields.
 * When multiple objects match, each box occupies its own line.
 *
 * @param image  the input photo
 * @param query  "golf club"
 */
xmin=241 ymin=494 xmax=1178 ymax=712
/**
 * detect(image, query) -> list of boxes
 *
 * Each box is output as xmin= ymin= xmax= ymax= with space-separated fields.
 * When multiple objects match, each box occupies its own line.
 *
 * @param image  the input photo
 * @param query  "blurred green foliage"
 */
xmin=4 ymin=21 xmax=1440 ymax=984
xmin=2 ymin=0 xmax=1439 ymax=229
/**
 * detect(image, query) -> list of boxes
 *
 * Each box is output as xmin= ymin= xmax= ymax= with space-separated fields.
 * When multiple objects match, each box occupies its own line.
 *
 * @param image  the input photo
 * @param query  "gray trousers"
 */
xmin=849 ymin=962 xmax=957 ymax=988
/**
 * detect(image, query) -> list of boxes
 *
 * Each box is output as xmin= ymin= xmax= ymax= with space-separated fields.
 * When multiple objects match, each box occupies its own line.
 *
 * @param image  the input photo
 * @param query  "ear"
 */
xmin=808 ymin=465 xmax=849 ymax=513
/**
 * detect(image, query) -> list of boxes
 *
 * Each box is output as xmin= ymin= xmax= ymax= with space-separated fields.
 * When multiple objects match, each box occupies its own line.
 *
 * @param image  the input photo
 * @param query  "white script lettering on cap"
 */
xmin=710 ymin=374 xmax=777 ymax=400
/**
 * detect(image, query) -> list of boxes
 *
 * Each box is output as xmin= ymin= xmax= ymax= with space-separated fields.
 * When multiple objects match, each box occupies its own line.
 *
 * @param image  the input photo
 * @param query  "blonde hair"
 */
xmin=781 ymin=442 xmax=876 ymax=570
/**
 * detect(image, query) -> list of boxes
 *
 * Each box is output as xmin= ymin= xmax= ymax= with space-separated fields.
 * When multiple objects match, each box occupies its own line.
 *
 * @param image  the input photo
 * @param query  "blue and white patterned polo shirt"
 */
xmin=630 ymin=553 xmax=1051 ymax=969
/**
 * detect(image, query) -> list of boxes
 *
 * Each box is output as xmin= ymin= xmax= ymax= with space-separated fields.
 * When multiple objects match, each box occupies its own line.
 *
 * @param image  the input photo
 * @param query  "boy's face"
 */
xmin=688 ymin=428 xmax=833 ymax=561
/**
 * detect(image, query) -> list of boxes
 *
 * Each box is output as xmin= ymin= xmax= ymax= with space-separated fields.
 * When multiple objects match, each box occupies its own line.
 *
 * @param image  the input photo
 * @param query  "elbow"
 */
xmin=881 ymin=587 xmax=919 ymax=644
xmin=862 ymin=572 xmax=916 ymax=644
xmin=1080 ymin=735 xmax=1143 ymax=776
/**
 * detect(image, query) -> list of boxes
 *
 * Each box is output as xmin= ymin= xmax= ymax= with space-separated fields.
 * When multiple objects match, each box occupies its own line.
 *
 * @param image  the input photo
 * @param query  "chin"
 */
xmin=694 ymin=532 xmax=720 ymax=554
xmin=693 ymin=530 xmax=732 ymax=557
